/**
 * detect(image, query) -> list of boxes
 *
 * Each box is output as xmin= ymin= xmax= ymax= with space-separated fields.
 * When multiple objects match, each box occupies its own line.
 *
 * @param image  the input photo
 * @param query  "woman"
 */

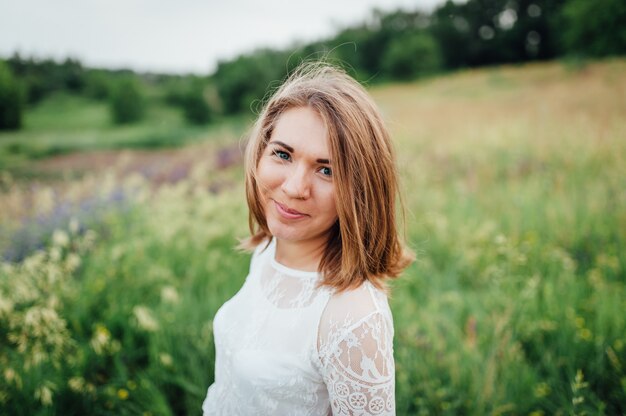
xmin=203 ymin=62 xmax=413 ymax=415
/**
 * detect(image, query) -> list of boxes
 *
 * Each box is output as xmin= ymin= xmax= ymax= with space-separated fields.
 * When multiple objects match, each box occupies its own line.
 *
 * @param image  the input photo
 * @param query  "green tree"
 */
xmin=109 ymin=78 xmax=145 ymax=124
xmin=383 ymin=31 xmax=442 ymax=80
xmin=430 ymin=0 xmax=566 ymax=68
xmin=164 ymin=77 xmax=214 ymax=124
xmin=562 ymin=0 xmax=626 ymax=57
xmin=0 ymin=61 xmax=24 ymax=130
xmin=7 ymin=54 xmax=87 ymax=104
xmin=60 ymin=57 xmax=85 ymax=92
xmin=214 ymin=49 xmax=287 ymax=115
xmin=322 ymin=9 xmax=434 ymax=81
xmin=182 ymin=85 xmax=212 ymax=125
xmin=84 ymin=70 xmax=111 ymax=100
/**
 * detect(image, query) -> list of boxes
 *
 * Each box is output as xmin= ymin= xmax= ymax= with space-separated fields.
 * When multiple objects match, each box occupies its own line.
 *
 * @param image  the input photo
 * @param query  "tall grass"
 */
xmin=1 ymin=59 xmax=625 ymax=414
xmin=382 ymin=59 xmax=626 ymax=415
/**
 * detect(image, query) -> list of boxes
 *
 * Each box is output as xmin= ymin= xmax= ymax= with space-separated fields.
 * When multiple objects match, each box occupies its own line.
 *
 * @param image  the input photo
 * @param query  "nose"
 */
xmin=281 ymin=164 xmax=311 ymax=199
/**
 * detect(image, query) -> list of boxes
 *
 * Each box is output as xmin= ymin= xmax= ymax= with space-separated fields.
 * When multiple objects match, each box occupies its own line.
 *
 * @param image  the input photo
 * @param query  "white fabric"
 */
xmin=202 ymin=238 xmax=396 ymax=415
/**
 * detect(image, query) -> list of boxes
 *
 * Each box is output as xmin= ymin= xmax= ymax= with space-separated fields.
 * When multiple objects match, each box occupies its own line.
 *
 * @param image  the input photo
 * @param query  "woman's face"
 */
xmin=256 ymin=106 xmax=338 ymax=246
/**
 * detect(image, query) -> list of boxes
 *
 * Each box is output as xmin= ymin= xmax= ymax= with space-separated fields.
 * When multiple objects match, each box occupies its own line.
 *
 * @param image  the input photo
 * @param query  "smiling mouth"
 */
xmin=274 ymin=200 xmax=308 ymax=219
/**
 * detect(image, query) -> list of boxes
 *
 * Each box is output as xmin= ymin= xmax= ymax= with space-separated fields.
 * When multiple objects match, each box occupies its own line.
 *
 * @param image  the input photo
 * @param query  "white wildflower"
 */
xmin=68 ymin=377 xmax=86 ymax=393
xmin=49 ymin=247 xmax=62 ymax=262
xmin=161 ymin=286 xmax=180 ymax=304
xmin=133 ymin=306 xmax=159 ymax=332
xmin=52 ymin=230 xmax=70 ymax=248
xmin=90 ymin=324 xmax=111 ymax=355
xmin=0 ymin=294 xmax=14 ymax=317
xmin=65 ymin=253 xmax=81 ymax=272
xmin=4 ymin=368 xmax=16 ymax=383
xmin=35 ymin=384 xmax=53 ymax=406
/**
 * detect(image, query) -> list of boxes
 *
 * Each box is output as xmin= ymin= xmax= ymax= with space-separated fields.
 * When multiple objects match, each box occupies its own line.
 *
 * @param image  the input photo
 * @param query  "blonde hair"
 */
xmin=242 ymin=62 xmax=413 ymax=293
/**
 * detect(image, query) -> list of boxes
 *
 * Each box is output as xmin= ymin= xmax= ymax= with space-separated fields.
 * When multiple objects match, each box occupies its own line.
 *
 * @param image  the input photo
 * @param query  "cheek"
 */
xmin=330 ymin=200 xmax=338 ymax=220
xmin=256 ymin=160 xmax=276 ymax=194
xmin=255 ymin=161 xmax=285 ymax=211
xmin=322 ymin=187 xmax=338 ymax=219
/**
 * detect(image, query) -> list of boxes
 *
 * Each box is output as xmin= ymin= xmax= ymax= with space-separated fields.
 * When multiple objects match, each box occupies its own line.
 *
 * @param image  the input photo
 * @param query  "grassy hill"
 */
xmin=0 ymin=92 xmax=251 ymax=178
xmin=1 ymin=59 xmax=625 ymax=414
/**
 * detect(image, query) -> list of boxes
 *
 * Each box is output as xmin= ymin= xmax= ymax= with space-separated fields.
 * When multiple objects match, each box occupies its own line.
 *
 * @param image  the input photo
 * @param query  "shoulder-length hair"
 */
xmin=241 ymin=62 xmax=413 ymax=293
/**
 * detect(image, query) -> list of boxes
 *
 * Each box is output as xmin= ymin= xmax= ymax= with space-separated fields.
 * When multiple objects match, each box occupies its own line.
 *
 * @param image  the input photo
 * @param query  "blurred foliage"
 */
xmin=430 ymin=0 xmax=567 ymax=68
xmin=164 ymin=77 xmax=214 ymax=125
xmin=0 ymin=93 xmax=250 ymax=175
xmin=1 ymin=0 xmax=625 ymax=131
xmin=6 ymin=55 xmax=86 ymax=105
xmin=214 ymin=49 xmax=288 ymax=115
xmin=383 ymin=31 xmax=442 ymax=79
xmin=208 ymin=0 xmax=622 ymax=109
xmin=109 ymin=78 xmax=145 ymax=125
xmin=0 ymin=61 xmax=24 ymax=130
xmin=84 ymin=70 xmax=112 ymax=100
xmin=561 ymin=0 xmax=626 ymax=57
xmin=181 ymin=89 xmax=212 ymax=125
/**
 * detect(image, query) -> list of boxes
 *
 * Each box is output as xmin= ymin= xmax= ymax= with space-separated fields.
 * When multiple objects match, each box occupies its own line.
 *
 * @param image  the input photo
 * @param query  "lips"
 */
xmin=273 ymin=200 xmax=308 ymax=220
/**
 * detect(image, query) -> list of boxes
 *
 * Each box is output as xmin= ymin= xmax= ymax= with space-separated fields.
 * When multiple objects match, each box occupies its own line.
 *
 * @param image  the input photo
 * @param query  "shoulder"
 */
xmin=317 ymin=281 xmax=396 ymax=396
xmin=322 ymin=281 xmax=392 ymax=327
xmin=318 ymin=281 xmax=394 ymax=357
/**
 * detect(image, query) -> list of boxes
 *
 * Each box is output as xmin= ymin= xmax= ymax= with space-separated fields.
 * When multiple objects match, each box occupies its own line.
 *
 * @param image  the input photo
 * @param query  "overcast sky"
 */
xmin=0 ymin=0 xmax=446 ymax=74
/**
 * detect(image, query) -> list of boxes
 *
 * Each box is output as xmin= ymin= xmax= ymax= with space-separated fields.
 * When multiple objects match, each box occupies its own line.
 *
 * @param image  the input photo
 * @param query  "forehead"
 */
xmin=269 ymin=107 xmax=330 ymax=157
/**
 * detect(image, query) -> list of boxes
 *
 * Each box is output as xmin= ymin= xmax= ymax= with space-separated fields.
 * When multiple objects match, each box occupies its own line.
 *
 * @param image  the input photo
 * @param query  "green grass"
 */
xmin=1 ymin=59 xmax=625 ymax=415
xmin=0 ymin=93 xmax=251 ymax=174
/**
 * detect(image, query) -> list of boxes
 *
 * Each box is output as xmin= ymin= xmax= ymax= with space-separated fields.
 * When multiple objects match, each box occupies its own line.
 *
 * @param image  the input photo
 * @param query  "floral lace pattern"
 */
xmin=203 ymin=239 xmax=395 ymax=415
xmin=259 ymin=259 xmax=320 ymax=309
xmin=318 ymin=285 xmax=395 ymax=416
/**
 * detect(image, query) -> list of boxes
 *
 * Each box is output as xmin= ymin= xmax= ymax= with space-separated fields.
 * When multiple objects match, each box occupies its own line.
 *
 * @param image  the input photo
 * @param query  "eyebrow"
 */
xmin=269 ymin=140 xmax=331 ymax=164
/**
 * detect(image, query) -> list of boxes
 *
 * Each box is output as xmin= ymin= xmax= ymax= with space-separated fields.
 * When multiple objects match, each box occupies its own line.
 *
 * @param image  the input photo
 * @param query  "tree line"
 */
xmin=1 ymin=0 xmax=624 ymax=130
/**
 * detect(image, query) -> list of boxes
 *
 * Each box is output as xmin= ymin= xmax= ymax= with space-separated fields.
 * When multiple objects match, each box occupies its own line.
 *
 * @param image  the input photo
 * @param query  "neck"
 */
xmin=274 ymin=237 xmax=326 ymax=272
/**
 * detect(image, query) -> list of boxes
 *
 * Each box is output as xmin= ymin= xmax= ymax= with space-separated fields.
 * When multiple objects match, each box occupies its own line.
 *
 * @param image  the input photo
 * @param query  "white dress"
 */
xmin=202 ymin=238 xmax=396 ymax=416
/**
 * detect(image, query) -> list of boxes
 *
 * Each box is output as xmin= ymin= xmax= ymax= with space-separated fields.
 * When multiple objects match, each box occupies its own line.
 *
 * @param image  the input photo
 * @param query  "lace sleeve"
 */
xmin=318 ymin=288 xmax=395 ymax=415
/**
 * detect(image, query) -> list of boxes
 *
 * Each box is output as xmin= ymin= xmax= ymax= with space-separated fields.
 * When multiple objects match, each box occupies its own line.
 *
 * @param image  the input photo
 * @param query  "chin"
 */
xmin=266 ymin=219 xmax=308 ymax=242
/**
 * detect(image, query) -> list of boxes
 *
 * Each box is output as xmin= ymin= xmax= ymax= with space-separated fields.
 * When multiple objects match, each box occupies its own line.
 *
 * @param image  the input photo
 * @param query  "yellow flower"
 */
xmin=606 ymin=346 xmax=622 ymax=371
xmin=91 ymin=324 xmax=111 ymax=355
xmin=574 ymin=317 xmax=585 ymax=329
xmin=117 ymin=388 xmax=129 ymax=400
xmin=534 ymin=382 xmax=551 ymax=398
xmin=577 ymin=328 xmax=592 ymax=342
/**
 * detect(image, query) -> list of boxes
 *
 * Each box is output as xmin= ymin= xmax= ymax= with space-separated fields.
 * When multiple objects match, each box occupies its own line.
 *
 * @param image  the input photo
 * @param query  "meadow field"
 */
xmin=0 ymin=59 xmax=625 ymax=415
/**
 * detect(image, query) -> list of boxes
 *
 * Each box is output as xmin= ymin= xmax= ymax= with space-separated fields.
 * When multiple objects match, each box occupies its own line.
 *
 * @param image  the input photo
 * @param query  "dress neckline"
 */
xmin=269 ymin=238 xmax=320 ymax=279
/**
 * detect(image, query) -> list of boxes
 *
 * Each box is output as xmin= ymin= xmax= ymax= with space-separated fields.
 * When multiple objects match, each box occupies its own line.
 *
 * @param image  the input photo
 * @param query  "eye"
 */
xmin=319 ymin=166 xmax=332 ymax=177
xmin=272 ymin=149 xmax=291 ymax=161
